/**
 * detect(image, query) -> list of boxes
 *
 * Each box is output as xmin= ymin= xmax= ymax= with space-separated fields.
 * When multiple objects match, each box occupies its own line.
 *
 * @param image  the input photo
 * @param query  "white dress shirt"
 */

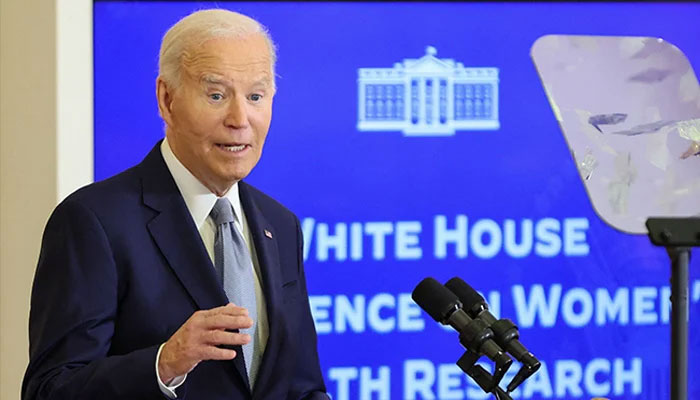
xmin=155 ymin=139 xmax=269 ymax=398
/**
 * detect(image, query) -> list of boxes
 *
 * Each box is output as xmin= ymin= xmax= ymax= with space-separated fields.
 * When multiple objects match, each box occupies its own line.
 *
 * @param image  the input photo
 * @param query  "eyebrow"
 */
xmin=200 ymin=74 xmax=273 ymax=90
xmin=251 ymin=77 xmax=273 ymax=89
xmin=201 ymin=75 xmax=232 ymax=87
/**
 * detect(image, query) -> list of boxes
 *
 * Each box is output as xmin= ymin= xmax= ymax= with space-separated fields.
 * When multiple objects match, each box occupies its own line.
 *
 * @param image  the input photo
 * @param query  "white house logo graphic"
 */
xmin=357 ymin=46 xmax=500 ymax=136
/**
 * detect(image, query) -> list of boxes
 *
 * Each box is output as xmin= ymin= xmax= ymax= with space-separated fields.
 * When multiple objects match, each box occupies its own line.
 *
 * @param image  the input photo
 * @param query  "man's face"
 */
xmin=158 ymin=34 xmax=274 ymax=195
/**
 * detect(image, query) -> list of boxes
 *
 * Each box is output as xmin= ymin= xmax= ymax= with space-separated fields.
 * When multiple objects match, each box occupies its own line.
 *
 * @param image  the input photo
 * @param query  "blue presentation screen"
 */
xmin=94 ymin=2 xmax=700 ymax=399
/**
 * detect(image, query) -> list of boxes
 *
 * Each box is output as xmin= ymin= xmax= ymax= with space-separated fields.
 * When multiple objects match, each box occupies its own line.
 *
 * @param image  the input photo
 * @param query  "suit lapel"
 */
xmin=139 ymin=144 xmax=251 ymax=390
xmin=239 ymin=182 xmax=284 ymax=397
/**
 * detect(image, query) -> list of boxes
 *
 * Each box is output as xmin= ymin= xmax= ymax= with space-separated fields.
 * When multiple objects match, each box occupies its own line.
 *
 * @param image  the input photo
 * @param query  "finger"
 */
xmin=218 ymin=303 xmax=249 ymax=316
xmin=189 ymin=306 xmax=249 ymax=330
xmin=200 ymin=346 xmax=237 ymax=361
xmin=200 ymin=303 xmax=248 ymax=316
xmin=204 ymin=330 xmax=252 ymax=346
xmin=202 ymin=314 xmax=254 ymax=330
xmin=197 ymin=305 xmax=249 ymax=321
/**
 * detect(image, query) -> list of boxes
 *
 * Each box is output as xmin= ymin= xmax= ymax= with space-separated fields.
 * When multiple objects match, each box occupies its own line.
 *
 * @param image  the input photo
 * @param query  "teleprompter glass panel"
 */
xmin=532 ymin=35 xmax=700 ymax=234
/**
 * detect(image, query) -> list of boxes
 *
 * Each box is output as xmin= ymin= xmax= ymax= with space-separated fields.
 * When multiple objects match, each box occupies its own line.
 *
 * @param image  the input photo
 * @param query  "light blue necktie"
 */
xmin=210 ymin=198 xmax=259 ymax=386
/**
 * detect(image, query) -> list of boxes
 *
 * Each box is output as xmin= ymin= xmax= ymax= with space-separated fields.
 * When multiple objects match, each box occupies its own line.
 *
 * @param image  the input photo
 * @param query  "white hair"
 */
xmin=158 ymin=9 xmax=277 ymax=89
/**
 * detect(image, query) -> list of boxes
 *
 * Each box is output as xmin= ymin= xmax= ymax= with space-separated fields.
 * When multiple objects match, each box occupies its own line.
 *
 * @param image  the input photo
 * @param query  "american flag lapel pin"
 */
xmin=264 ymin=229 xmax=273 ymax=239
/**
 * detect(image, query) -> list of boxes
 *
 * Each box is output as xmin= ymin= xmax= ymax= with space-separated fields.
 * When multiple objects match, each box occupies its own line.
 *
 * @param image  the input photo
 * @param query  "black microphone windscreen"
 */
xmin=411 ymin=277 xmax=460 ymax=323
xmin=445 ymin=277 xmax=486 ymax=311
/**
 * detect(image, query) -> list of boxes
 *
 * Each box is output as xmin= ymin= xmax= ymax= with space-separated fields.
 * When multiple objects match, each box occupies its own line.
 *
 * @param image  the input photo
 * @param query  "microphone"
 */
xmin=412 ymin=277 xmax=512 ymax=384
xmin=445 ymin=277 xmax=541 ymax=392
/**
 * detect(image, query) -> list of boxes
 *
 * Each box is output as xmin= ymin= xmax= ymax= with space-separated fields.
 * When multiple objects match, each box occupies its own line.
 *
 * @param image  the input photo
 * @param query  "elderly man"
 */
xmin=22 ymin=9 xmax=328 ymax=400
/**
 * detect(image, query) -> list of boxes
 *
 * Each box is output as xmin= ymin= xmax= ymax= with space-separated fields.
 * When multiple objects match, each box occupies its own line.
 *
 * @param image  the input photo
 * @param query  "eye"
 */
xmin=249 ymin=93 xmax=263 ymax=102
xmin=209 ymin=93 xmax=224 ymax=101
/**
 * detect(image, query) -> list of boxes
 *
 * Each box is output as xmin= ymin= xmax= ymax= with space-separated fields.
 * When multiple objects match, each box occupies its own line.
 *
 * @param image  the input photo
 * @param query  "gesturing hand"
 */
xmin=158 ymin=303 xmax=253 ymax=383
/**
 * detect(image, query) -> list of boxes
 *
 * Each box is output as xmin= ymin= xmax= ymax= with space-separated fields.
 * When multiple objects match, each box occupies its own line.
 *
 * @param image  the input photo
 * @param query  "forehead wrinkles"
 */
xmin=181 ymin=44 xmax=273 ymax=84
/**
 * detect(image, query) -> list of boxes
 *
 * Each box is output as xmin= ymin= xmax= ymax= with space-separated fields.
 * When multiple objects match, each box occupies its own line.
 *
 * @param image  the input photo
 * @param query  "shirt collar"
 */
xmin=160 ymin=138 xmax=243 ymax=229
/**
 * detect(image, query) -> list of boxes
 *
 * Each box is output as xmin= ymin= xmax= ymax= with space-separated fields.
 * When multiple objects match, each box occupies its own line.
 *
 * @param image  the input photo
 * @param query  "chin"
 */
xmin=226 ymin=165 xmax=255 ymax=181
xmin=222 ymin=171 xmax=251 ymax=183
xmin=211 ymin=164 xmax=252 ymax=181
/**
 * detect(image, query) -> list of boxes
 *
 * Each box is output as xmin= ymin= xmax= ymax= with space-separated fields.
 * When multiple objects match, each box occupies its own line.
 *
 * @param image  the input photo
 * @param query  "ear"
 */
xmin=156 ymin=77 xmax=175 ymax=126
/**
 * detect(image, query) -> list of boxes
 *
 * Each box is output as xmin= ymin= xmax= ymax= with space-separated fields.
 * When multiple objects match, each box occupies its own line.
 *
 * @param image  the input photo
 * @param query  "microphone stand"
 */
xmin=456 ymin=350 xmax=513 ymax=400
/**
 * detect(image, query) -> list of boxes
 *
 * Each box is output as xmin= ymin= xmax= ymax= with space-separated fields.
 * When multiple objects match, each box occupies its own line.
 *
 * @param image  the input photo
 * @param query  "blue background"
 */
xmin=95 ymin=2 xmax=700 ymax=399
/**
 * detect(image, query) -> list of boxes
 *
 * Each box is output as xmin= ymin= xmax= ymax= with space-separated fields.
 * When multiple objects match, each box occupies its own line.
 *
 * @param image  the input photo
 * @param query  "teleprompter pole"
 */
xmin=646 ymin=217 xmax=699 ymax=400
xmin=669 ymin=247 xmax=689 ymax=400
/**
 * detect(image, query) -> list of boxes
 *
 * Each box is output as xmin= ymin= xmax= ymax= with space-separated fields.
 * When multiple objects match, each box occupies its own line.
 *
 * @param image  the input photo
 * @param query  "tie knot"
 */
xmin=210 ymin=198 xmax=235 ymax=226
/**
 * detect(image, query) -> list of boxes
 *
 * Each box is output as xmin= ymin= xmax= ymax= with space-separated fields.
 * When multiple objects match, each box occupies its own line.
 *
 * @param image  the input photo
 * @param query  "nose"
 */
xmin=224 ymin=95 xmax=250 ymax=129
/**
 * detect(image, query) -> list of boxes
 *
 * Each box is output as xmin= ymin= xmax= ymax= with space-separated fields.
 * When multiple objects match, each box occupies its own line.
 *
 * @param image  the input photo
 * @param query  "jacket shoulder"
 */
xmin=241 ymin=181 xmax=298 ymax=221
xmin=61 ymin=165 xmax=142 ymax=211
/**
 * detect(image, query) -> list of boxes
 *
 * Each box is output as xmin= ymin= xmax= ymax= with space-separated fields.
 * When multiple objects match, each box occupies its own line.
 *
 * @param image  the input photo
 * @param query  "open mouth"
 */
xmin=216 ymin=143 xmax=248 ymax=153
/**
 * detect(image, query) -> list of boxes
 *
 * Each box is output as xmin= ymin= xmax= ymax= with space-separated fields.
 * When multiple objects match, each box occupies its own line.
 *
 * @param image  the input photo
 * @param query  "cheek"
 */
xmin=185 ymin=110 xmax=225 ymax=142
xmin=251 ymin=108 xmax=273 ymax=137
xmin=191 ymin=104 xmax=223 ymax=125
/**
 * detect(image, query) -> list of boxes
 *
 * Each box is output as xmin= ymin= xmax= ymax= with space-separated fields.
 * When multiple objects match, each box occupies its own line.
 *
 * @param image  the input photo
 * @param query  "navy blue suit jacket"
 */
xmin=22 ymin=143 xmax=328 ymax=400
